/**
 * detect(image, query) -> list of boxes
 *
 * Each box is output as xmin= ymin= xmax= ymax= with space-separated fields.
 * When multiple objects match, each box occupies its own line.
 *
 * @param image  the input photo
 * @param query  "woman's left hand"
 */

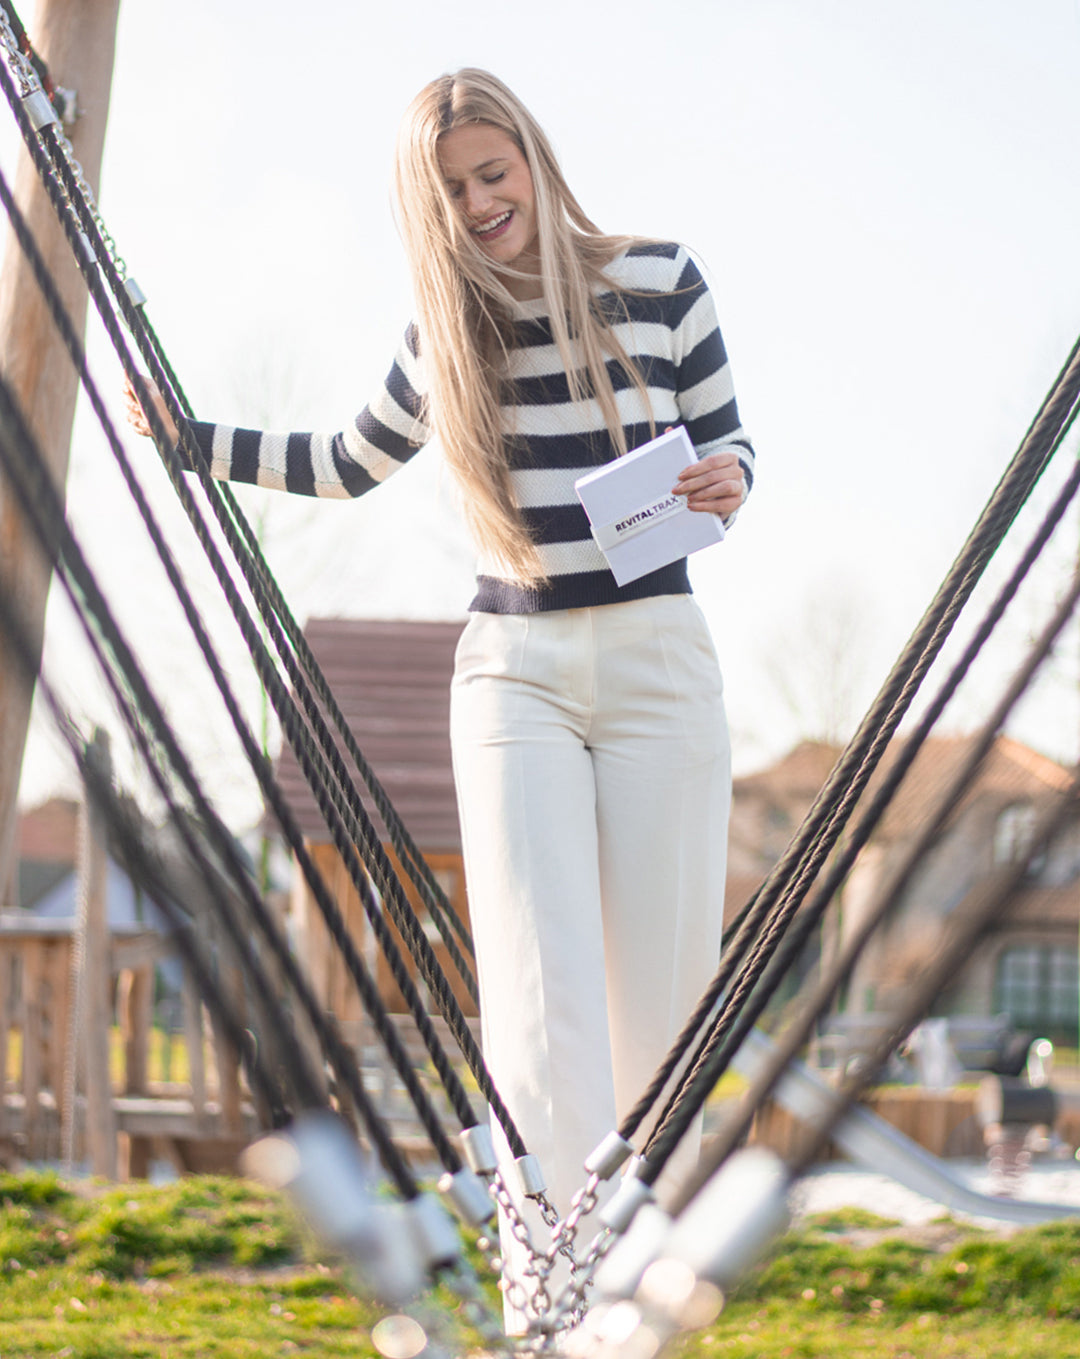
xmin=673 ymin=450 xmax=746 ymax=517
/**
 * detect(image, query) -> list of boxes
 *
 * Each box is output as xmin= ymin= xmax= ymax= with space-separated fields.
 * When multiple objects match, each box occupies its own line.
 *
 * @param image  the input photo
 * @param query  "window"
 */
xmin=993 ymin=802 xmax=1045 ymax=874
xmin=994 ymin=945 xmax=1078 ymax=1042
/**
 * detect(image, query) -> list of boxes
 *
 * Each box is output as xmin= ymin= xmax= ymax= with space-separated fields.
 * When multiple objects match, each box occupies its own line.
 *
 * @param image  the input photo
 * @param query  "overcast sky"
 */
xmin=4 ymin=0 xmax=1080 ymax=825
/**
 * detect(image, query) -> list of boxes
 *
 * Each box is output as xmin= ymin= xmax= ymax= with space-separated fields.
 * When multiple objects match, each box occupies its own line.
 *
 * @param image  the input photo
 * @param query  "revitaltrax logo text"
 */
xmin=614 ymin=494 xmax=680 ymax=536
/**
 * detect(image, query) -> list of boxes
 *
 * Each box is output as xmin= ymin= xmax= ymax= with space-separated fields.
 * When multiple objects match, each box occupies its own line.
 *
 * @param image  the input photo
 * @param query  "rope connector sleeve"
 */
xmin=123 ymin=276 xmax=147 ymax=308
xmin=460 ymin=1123 xmax=497 ymax=1176
xmin=513 ymin=1152 xmax=547 ymax=1198
xmin=407 ymin=1193 xmax=463 ymax=1273
xmin=241 ymin=1113 xmax=426 ymax=1304
xmin=22 ymin=87 xmax=56 ymax=131
xmin=593 ymin=1202 xmax=673 ymax=1302
xmin=438 ymin=1168 xmax=496 ymax=1229
xmin=584 ymin=1129 xmax=635 ymax=1181
xmin=599 ymin=1173 xmax=655 ymax=1234
xmin=663 ymin=1147 xmax=790 ymax=1292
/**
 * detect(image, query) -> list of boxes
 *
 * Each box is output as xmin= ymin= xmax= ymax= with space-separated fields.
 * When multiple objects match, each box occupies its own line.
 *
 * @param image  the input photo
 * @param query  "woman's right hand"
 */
xmin=122 ymin=372 xmax=179 ymax=447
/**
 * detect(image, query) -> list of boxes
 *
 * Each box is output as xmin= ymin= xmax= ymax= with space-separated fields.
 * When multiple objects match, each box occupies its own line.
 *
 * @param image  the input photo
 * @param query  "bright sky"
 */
xmin=5 ymin=0 xmax=1080 ymax=825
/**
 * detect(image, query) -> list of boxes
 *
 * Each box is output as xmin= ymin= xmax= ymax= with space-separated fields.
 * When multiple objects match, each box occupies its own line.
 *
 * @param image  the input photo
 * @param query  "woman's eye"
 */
xmin=483 ymin=171 xmax=506 ymax=185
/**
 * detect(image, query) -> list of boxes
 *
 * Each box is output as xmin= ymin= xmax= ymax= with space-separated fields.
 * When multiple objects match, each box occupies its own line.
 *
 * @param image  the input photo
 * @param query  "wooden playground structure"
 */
xmin=0 ymin=748 xmax=258 ymax=1178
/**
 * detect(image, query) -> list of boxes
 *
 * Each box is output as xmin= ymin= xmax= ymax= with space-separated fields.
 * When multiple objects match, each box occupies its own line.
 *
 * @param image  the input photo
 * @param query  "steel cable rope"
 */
xmin=0 ymin=144 xmax=479 ymax=1182
xmin=0 ymin=0 xmax=74 ymax=122
xmin=25 ymin=10 xmax=1070 ymax=1212
xmin=0 ymin=12 xmax=477 ymax=1025
xmin=615 ymin=333 xmax=1080 ymax=1163
xmin=36 ymin=123 xmax=490 ymax=1036
xmin=0 ymin=651 xmax=305 ymax=1131
xmin=0 ymin=376 xmax=512 ymax=1359
xmin=0 ymin=71 xmax=524 ymax=1162
xmin=1 ymin=12 xmax=996 ymax=1199
xmin=139 ymin=300 xmax=475 ymax=962
xmin=0 ymin=417 xmax=314 ymax=1125
xmin=642 ymin=435 xmax=1080 ymax=1182
xmin=0 ymin=333 xmax=434 ymax=1201
xmin=0 ymin=3 xmax=475 ymax=973
xmin=787 ymin=783 xmax=1080 ymax=1181
xmin=670 ymin=567 xmax=1080 ymax=1212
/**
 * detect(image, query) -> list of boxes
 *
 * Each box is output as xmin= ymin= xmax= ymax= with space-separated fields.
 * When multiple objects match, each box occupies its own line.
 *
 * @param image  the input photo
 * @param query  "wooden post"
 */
xmin=181 ymin=974 xmax=207 ymax=1126
xmin=119 ymin=964 xmax=152 ymax=1097
xmin=77 ymin=728 xmax=116 ymax=1177
xmin=0 ymin=941 xmax=12 ymax=1143
xmin=0 ymin=0 xmax=122 ymax=904
xmin=117 ymin=962 xmax=152 ymax=1180
xmin=20 ymin=939 xmax=44 ymax=1157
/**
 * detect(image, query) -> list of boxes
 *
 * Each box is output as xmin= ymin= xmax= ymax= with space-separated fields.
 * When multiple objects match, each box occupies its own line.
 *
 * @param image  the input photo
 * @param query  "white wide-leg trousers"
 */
xmin=449 ymin=594 xmax=731 ymax=1331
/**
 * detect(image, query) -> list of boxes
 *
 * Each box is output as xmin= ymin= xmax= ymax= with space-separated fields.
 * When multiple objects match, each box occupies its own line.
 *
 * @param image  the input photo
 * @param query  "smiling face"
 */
xmin=437 ymin=123 xmax=540 ymax=292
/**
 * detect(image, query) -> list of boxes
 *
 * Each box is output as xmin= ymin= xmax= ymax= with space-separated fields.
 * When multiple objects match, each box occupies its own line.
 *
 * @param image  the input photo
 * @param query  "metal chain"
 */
xmin=0 ymin=8 xmax=34 ymax=95
xmin=543 ymin=1224 xmax=617 ymax=1337
xmin=537 ymin=1178 xmax=597 ymax=1280
xmin=0 ymin=10 xmax=128 ymax=278
xmin=490 ymin=1172 xmax=551 ymax=1323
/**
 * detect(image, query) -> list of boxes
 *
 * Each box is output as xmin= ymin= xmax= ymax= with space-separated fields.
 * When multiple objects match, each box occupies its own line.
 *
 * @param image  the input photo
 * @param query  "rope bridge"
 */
xmin=1 ymin=6 xmax=1079 ymax=1354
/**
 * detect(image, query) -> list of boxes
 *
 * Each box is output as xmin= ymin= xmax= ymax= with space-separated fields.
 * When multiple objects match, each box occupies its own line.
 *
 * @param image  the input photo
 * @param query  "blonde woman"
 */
xmin=127 ymin=68 xmax=754 ymax=1330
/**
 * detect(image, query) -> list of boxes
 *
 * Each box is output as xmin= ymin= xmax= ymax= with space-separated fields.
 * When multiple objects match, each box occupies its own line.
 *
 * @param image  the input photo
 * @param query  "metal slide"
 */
xmin=731 ymin=1027 xmax=1078 ymax=1226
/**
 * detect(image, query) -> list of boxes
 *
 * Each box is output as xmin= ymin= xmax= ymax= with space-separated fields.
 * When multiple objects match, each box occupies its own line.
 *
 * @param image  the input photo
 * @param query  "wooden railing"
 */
xmin=0 ymin=911 xmax=253 ymax=1175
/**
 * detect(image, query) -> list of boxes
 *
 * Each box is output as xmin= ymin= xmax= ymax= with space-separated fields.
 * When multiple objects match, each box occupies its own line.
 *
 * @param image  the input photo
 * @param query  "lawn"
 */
xmin=1 ymin=1173 xmax=1080 ymax=1357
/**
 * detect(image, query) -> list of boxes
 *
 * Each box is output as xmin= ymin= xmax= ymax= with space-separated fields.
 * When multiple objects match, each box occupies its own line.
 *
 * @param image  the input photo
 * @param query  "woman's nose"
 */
xmin=463 ymin=180 xmax=493 ymax=219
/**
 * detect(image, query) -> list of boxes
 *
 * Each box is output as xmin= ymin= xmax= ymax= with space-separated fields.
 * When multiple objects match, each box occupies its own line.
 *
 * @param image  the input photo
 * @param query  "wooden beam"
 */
xmin=0 ymin=0 xmax=122 ymax=903
xmin=77 ymin=728 xmax=116 ymax=1177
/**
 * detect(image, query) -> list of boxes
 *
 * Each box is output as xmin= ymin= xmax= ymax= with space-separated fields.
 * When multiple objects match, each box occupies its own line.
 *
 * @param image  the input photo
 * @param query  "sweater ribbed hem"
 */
xmin=468 ymin=561 xmax=692 ymax=614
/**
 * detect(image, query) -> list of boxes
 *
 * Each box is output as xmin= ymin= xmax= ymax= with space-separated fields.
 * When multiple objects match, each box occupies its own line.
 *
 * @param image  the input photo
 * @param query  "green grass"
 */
xmin=1 ymin=1177 xmax=1080 ymax=1357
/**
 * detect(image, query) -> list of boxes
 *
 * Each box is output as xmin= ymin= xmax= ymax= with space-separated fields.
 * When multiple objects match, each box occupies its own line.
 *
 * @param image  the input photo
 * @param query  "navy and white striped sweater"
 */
xmin=190 ymin=241 xmax=755 ymax=613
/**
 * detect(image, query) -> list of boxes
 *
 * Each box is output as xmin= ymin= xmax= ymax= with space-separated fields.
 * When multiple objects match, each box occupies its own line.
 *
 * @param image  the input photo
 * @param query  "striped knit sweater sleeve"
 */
xmin=188 ymin=322 xmax=430 ymax=497
xmin=187 ymin=241 xmax=755 ymax=615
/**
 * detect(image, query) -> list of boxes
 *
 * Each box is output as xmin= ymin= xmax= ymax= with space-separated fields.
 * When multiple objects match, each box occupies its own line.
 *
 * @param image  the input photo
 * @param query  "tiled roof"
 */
xmin=273 ymin=618 xmax=466 ymax=850
xmin=17 ymin=797 xmax=79 ymax=862
xmin=734 ymin=741 xmax=843 ymax=800
xmin=868 ymin=733 xmax=1074 ymax=841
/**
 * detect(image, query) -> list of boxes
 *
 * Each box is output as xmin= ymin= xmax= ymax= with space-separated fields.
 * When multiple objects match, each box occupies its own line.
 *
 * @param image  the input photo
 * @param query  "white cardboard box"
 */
xmin=574 ymin=426 xmax=724 ymax=586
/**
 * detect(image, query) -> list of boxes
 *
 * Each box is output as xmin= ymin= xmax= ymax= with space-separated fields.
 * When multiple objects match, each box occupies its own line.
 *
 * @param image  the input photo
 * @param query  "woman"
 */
xmin=126 ymin=68 xmax=754 ymax=1330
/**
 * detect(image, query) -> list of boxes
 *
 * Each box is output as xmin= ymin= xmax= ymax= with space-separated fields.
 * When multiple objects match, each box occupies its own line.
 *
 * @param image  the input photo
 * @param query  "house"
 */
xmin=273 ymin=618 xmax=473 ymax=1020
xmin=15 ymin=796 xmax=158 ymax=929
xmin=274 ymin=618 xmax=1080 ymax=1047
xmin=842 ymin=734 xmax=1080 ymax=1045
xmin=729 ymin=736 xmax=1080 ymax=1047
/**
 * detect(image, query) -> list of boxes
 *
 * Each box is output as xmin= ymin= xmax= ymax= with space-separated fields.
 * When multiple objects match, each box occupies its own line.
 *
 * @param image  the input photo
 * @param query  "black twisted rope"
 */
xmin=0 ymin=8 xmax=476 ymax=1010
xmin=0 ymin=128 xmax=471 ymax=1180
xmin=43 ymin=181 xmax=519 ymax=1146
xmin=643 ymin=425 xmax=1080 ymax=1181
xmin=616 ymin=336 xmax=1080 ymax=1167
xmin=31 ymin=132 xmax=489 ymax=1069
xmin=140 ymin=310 xmax=474 ymax=959
xmin=0 ymin=0 xmax=472 ymax=973
xmin=0 ymin=0 xmax=66 ymax=117
xmin=0 ymin=273 xmax=432 ymax=1198
xmin=0 ymin=64 xmax=523 ymax=1155
xmin=672 ymin=567 xmax=1080 ymax=1209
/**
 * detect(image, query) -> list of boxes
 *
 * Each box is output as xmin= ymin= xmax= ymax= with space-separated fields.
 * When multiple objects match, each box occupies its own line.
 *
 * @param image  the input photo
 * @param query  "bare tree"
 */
xmin=754 ymin=575 xmax=881 ymax=748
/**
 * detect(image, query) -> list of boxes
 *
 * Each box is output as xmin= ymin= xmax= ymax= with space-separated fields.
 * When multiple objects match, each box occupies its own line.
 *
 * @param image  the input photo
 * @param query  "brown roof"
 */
xmin=869 ymin=733 xmax=1074 ymax=842
xmin=734 ymin=735 xmax=1073 ymax=845
xmin=273 ymin=618 xmax=466 ymax=851
xmin=733 ymin=740 xmax=843 ymax=801
xmin=17 ymin=797 xmax=79 ymax=862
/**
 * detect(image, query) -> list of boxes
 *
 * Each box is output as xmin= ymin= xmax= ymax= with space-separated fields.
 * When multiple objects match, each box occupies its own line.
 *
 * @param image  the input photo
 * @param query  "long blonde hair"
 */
xmin=394 ymin=68 xmax=654 ymax=583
